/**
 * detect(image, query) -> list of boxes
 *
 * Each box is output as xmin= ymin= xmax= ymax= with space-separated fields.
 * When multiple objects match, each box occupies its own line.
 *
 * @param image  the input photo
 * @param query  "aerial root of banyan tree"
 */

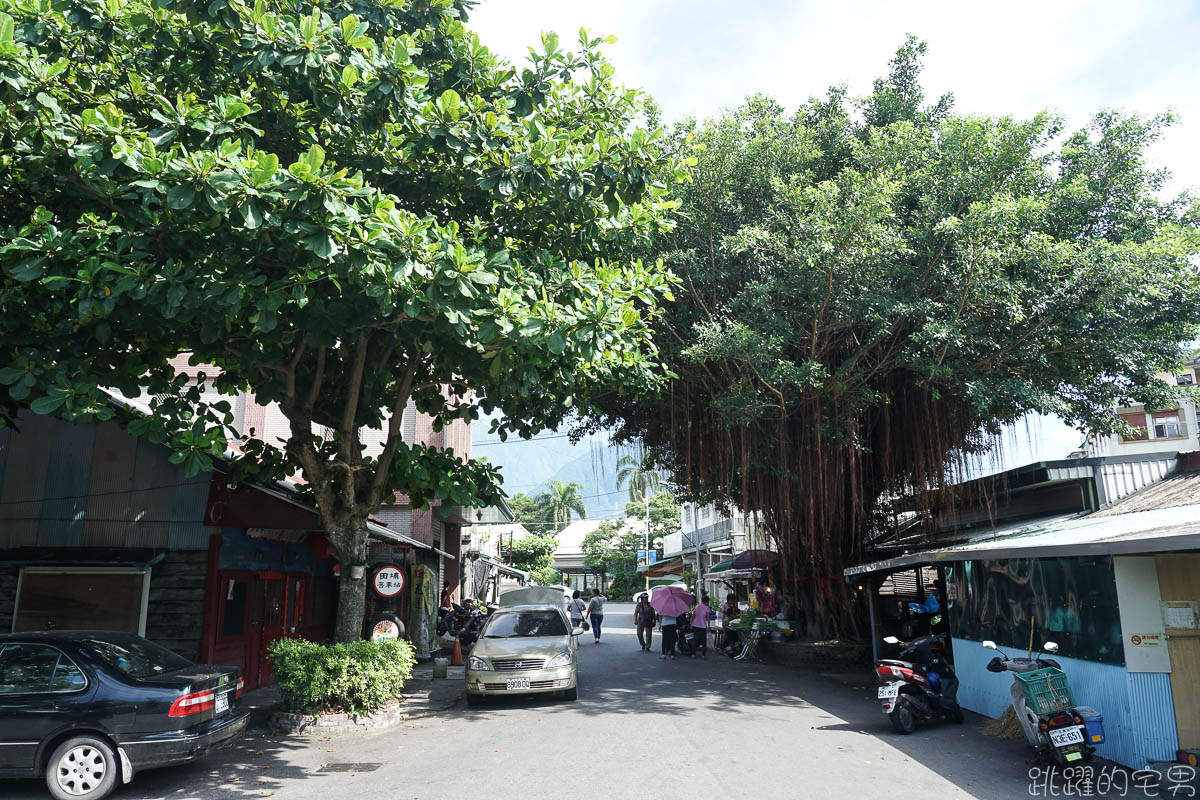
xmin=603 ymin=369 xmax=998 ymax=642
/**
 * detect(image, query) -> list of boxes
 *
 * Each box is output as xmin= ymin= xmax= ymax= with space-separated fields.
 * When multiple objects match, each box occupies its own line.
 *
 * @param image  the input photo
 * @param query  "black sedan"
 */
xmin=0 ymin=631 xmax=249 ymax=800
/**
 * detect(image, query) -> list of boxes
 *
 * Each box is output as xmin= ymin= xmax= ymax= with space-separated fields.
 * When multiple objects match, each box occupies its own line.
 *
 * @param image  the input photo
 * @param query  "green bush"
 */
xmin=268 ymin=638 xmax=416 ymax=717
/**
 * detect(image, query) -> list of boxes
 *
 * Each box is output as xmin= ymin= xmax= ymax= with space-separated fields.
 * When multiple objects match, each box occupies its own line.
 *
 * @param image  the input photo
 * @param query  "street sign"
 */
xmin=372 ymin=565 xmax=405 ymax=597
xmin=648 ymin=551 xmax=657 ymax=565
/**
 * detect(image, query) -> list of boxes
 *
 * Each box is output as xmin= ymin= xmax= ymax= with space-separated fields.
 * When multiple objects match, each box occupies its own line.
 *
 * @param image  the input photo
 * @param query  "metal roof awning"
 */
xmin=640 ymin=557 xmax=684 ymax=578
xmin=846 ymin=503 xmax=1200 ymax=581
xmin=367 ymin=520 xmax=454 ymax=559
xmin=470 ymin=552 xmax=529 ymax=581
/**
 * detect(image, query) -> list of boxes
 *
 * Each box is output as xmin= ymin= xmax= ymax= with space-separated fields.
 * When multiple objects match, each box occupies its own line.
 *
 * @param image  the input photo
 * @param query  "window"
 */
xmin=1153 ymin=410 xmax=1183 ymax=439
xmin=13 ymin=568 xmax=150 ymax=635
xmin=83 ymin=637 xmax=191 ymax=679
xmin=482 ymin=611 xmax=568 ymax=638
xmin=0 ymin=644 xmax=86 ymax=694
xmin=221 ymin=579 xmax=248 ymax=637
xmin=1119 ymin=412 xmax=1148 ymax=442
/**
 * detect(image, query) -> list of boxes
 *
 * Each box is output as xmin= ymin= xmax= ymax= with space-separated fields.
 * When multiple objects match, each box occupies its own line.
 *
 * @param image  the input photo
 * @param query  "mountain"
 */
xmin=471 ymin=417 xmax=632 ymax=518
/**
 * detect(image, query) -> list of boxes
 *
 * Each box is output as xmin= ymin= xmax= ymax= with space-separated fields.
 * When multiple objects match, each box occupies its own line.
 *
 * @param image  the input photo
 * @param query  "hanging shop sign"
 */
xmin=372 ymin=565 xmax=406 ymax=597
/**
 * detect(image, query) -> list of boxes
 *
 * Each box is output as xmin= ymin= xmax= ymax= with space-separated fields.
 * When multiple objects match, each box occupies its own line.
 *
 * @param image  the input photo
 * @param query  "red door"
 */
xmin=285 ymin=574 xmax=308 ymax=637
xmin=256 ymin=574 xmax=285 ymax=687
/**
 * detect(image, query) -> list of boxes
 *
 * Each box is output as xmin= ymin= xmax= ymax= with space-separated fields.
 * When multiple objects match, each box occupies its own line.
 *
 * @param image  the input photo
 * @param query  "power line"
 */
xmin=470 ymin=433 xmax=576 ymax=447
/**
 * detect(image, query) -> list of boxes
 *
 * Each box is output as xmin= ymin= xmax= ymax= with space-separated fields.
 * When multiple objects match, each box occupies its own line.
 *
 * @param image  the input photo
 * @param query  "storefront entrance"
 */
xmin=210 ymin=570 xmax=331 ymax=691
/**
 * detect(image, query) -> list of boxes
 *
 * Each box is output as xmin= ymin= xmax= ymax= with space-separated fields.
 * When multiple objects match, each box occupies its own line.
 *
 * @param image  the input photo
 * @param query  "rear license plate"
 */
xmin=878 ymin=684 xmax=900 ymax=700
xmin=505 ymin=678 xmax=531 ymax=691
xmin=1049 ymin=726 xmax=1084 ymax=746
xmin=215 ymin=692 xmax=230 ymax=715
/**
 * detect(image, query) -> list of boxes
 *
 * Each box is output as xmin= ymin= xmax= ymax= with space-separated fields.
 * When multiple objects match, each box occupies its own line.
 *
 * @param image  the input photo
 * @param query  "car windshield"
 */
xmin=484 ymin=610 xmax=568 ymax=638
xmin=83 ymin=637 xmax=192 ymax=679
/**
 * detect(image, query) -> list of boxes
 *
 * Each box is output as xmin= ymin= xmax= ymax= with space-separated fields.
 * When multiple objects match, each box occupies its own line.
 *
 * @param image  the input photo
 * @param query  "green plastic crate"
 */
xmin=1015 ymin=667 xmax=1075 ymax=715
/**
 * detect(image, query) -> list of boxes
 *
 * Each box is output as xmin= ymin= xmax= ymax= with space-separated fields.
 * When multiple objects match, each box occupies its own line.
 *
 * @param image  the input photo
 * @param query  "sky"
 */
xmin=466 ymin=0 xmax=1200 ymax=478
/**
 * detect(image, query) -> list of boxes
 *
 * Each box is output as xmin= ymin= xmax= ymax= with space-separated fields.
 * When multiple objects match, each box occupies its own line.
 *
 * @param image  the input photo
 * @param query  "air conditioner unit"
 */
xmin=1177 ymin=374 xmax=1195 ymax=386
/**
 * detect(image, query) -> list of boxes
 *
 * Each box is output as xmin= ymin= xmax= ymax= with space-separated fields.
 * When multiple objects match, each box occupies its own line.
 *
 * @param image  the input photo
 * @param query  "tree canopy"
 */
xmin=581 ymin=37 xmax=1200 ymax=636
xmin=0 ymin=0 xmax=683 ymax=640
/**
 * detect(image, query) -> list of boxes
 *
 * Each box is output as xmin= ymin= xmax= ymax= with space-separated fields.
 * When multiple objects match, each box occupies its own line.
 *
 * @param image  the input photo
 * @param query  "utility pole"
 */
xmin=643 ymin=490 xmax=651 ymax=593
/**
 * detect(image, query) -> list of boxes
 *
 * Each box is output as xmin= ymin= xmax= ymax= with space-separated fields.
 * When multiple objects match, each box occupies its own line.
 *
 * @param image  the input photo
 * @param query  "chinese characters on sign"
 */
xmin=1028 ymin=765 xmax=1196 ymax=797
xmin=372 ymin=565 xmax=406 ymax=598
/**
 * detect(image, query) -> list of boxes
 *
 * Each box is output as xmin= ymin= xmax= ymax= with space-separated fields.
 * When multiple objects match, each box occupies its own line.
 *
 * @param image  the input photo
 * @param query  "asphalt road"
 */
xmin=6 ymin=604 xmax=1141 ymax=800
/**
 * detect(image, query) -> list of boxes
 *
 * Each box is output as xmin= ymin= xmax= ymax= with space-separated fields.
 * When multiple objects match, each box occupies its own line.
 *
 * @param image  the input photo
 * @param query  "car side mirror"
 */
xmin=981 ymin=640 xmax=997 ymax=650
xmin=883 ymin=636 xmax=900 ymax=645
xmin=1043 ymin=641 xmax=1059 ymax=653
xmin=572 ymin=627 xmax=585 ymax=636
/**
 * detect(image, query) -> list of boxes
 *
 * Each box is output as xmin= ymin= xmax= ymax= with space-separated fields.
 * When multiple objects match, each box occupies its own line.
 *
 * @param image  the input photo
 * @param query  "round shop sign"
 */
xmin=372 ymin=565 xmax=405 ymax=597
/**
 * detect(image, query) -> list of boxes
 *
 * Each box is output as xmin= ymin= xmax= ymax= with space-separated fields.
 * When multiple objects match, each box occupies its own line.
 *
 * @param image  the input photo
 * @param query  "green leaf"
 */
xmin=439 ymin=89 xmax=460 ymax=111
xmin=167 ymin=184 xmax=196 ymax=210
xmin=30 ymin=394 xmax=67 ymax=415
xmin=302 ymin=144 xmax=325 ymax=171
xmin=341 ymin=64 xmax=359 ymax=88
xmin=0 ymin=13 xmax=13 ymax=46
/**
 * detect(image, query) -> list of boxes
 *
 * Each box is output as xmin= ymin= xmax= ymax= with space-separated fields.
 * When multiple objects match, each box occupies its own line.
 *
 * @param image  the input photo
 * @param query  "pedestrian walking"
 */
xmin=690 ymin=594 xmax=711 ymax=658
xmin=634 ymin=594 xmax=656 ymax=651
xmin=568 ymin=590 xmax=586 ymax=630
xmin=584 ymin=588 xmax=606 ymax=642
xmin=659 ymin=613 xmax=678 ymax=660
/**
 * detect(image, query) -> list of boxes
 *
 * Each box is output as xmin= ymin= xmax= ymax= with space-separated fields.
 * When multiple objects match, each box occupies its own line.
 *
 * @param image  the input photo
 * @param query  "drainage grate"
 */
xmin=320 ymin=763 xmax=382 ymax=773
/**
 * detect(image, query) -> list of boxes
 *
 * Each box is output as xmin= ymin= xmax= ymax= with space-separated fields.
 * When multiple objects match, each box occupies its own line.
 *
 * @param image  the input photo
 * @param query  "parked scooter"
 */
xmin=875 ymin=632 xmax=964 ymax=733
xmin=983 ymin=639 xmax=1105 ymax=766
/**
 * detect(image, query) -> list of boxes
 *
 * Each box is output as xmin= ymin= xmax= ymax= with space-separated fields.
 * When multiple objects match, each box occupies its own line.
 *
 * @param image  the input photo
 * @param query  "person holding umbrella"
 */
xmin=649 ymin=586 xmax=694 ymax=661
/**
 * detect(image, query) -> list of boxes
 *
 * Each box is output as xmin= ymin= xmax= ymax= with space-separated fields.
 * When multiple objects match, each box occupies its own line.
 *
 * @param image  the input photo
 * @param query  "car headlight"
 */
xmin=545 ymin=651 xmax=573 ymax=668
xmin=468 ymin=656 xmax=491 ymax=671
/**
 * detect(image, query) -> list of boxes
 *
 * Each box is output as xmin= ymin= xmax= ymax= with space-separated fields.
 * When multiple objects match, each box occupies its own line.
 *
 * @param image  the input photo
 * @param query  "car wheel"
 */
xmin=562 ymin=684 xmax=578 ymax=701
xmin=46 ymin=736 xmax=118 ymax=800
xmin=889 ymin=703 xmax=915 ymax=735
xmin=465 ymin=692 xmax=482 ymax=708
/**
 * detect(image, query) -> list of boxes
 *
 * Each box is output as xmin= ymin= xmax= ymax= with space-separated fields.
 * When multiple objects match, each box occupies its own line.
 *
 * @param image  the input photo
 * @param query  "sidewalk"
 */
xmin=241 ymin=664 xmax=465 ymax=732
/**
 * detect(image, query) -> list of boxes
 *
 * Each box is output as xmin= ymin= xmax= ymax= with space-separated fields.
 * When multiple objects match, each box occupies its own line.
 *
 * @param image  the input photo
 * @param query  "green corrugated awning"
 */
xmin=708 ymin=555 xmax=736 ymax=573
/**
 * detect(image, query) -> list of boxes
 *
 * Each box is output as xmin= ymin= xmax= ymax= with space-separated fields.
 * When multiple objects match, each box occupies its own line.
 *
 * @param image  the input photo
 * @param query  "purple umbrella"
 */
xmin=649 ymin=586 xmax=695 ymax=617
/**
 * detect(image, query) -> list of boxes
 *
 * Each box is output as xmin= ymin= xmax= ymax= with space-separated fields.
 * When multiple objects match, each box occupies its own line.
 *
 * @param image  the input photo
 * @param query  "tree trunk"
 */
xmin=329 ymin=519 xmax=370 ymax=643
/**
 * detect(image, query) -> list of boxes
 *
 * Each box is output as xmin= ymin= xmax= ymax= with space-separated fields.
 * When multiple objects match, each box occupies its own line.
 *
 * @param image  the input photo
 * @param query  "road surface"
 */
xmin=7 ymin=603 xmax=1140 ymax=799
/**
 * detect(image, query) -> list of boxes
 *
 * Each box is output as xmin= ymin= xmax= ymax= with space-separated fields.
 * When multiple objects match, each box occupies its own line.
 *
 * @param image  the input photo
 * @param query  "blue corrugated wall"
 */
xmin=952 ymin=637 xmax=1178 ymax=769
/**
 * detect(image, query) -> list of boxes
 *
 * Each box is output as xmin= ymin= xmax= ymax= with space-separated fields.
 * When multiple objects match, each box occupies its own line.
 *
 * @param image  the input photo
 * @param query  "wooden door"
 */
xmin=285 ymin=574 xmax=308 ymax=637
xmin=1157 ymin=554 xmax=1200 ymax=750
xmin=256 ymin=574 xmax=285 ymax=687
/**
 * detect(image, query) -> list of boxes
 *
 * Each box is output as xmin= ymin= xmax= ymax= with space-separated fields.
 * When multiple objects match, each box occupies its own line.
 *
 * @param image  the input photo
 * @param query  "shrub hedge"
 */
xmin=267 ymin=638 xmax=416 ymax=716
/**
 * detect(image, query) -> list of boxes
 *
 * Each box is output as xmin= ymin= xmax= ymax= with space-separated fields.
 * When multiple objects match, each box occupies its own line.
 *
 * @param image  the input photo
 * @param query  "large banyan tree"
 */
xmin=581 ymin=39 xmax=1200 ymax=637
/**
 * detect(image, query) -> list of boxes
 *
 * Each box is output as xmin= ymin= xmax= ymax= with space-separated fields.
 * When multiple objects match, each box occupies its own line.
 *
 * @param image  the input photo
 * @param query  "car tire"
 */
xmin=889 ymin=703 xmax=915 ymax=735
xmin=46 ymin=735 xmax=119 ymax=800
xmin=562 ymin=684 xmax=578 ymax=701
xmin=465 ymin=692 xmax=482 ymax=708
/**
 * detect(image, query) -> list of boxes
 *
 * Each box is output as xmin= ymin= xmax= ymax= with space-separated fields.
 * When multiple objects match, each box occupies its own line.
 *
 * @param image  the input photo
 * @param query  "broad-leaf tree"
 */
xmin=0 ymin=0 xmax=682 ymax=640
xmin=583 ymin=38 xmax=1200 ymax=636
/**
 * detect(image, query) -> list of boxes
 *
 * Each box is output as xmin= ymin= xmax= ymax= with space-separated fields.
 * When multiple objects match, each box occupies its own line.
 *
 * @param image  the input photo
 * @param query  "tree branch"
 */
xmin=367 ymin=352 xmax=422 ymax=508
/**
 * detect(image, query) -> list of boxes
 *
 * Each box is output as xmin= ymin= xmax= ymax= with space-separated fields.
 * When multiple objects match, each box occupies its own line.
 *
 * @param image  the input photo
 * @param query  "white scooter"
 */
xmin=983 ymin=640 xmax=1103 ymax=766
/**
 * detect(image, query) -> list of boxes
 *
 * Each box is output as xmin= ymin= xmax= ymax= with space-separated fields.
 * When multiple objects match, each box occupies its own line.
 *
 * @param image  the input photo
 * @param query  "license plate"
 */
xmin=878 ymin=684 xmax=900 ymax=700
xmin=505 ymin=678 xmax=530 ymax=691
xmin=1049 ymin=726 xmax=1084 ymax=746
xmin=215 ymin=692 xmax=230 ymax=715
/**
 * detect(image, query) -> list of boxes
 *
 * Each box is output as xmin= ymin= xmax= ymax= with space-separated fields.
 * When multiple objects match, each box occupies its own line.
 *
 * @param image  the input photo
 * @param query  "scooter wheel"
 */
xmin=890 ymin=704 xmax=916 ymax=734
